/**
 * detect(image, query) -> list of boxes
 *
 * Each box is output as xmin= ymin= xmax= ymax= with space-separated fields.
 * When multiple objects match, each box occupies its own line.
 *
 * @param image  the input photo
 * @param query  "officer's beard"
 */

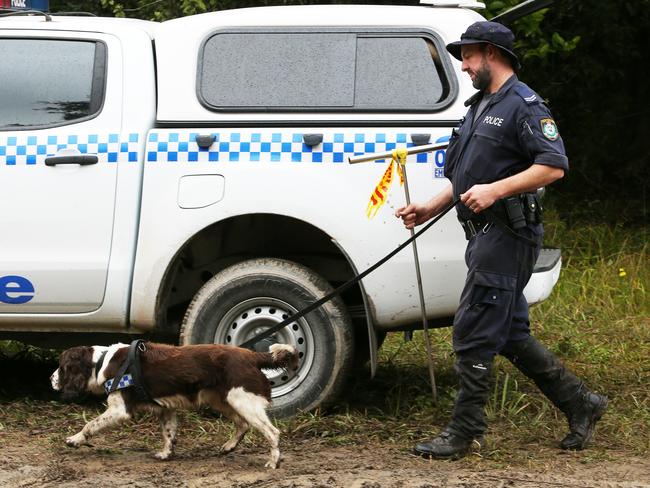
xmin=472 ymin=57 xmax=492 ymax=92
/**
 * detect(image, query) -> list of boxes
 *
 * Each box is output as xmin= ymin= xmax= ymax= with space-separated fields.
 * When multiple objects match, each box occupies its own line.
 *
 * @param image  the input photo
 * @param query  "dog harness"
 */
xmin=103 ymin=340 xmax=153 ymax=402
xmin=104 ymin=374 xmax=135 ymax=394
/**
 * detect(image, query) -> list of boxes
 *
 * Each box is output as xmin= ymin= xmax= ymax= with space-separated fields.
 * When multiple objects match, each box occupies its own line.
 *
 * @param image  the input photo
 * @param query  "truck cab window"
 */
xmin=0 ymin=39 xmax=105 ymax=130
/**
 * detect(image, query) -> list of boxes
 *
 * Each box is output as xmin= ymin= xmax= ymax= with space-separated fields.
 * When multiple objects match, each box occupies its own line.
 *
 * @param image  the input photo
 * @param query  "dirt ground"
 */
xmin=1 ymin=424 xmax=649 ymax=488
xmin=1 ymin=345 xmax=648 ymax=488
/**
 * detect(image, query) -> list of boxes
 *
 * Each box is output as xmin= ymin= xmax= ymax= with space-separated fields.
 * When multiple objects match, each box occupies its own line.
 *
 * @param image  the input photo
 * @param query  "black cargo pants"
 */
xmin=452 ymin=222 xmax=543 ymax=359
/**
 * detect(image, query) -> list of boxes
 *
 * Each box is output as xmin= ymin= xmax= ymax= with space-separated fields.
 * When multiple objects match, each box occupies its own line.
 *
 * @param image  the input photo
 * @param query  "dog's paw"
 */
xmin=154 ymin=450 xmax=173 ymax=461
xmin=219 ymin=441 xmax=237 ymax=454
xmin=264 ymin=460 xmax=278 ymax=469
xmin=65 ymin=433 xmax=87 ymax=448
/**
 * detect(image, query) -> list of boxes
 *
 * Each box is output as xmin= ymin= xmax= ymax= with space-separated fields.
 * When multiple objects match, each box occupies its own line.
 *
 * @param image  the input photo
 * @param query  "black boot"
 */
xmin=560 ymin=389 xmax=608 ymax=450
xmin=415 ymin=355 xmax=491 ymax=459
xmin=501 ymin=336 xmax=607 ymax=450
xmin=414 ymin=429 xmax=484 ymax=459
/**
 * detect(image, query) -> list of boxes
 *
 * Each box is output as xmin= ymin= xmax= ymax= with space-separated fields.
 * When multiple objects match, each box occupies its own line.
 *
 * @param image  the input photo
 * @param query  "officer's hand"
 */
xmin=395 ymin=203 xmax=431 ymax=229
xmin=461 ymin=184 xmax=500 ymax=214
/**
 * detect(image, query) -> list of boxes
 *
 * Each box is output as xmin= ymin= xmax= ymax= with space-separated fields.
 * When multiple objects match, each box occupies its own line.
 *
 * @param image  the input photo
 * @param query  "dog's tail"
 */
xmin=254 ymin=344 xmax=299 ymax=371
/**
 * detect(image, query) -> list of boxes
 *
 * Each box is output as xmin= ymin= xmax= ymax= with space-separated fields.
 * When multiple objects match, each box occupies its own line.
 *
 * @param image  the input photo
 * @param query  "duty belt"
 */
xmin=459 ymin=211 xmax=538 ymax=247
xmin=459 ymin=215 xmax=492 ymax=239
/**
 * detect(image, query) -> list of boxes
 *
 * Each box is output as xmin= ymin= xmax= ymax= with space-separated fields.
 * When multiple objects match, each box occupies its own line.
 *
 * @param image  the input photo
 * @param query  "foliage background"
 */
xmin=48 ymin=0 xmax=650 ymax=222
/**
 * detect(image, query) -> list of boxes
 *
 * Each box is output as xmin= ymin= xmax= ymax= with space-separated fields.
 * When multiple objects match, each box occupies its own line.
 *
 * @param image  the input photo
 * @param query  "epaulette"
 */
xmin=513 ymin=83 xmax=540 ymax=105
xmin=464 ymin=91 xmax=481 ymax=107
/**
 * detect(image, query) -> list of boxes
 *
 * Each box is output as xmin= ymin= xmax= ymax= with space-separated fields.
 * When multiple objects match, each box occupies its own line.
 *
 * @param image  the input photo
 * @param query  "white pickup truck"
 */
xmin=0 ymin=2 xmax=561 ymax=416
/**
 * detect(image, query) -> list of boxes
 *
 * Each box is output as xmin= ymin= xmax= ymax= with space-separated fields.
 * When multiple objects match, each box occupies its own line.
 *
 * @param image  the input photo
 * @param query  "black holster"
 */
xmin=501 ymin=193 xmax=543 ymax=228
xmin=523 ymin=193 xmax=543 ymax=224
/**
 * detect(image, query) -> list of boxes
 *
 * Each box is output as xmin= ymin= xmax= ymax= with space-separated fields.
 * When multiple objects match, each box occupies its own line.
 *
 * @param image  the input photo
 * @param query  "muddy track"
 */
xmin=1 ymin=351 xmax=648 ymax=487
xmin=1 ymin=420 xmax=649 ymax=488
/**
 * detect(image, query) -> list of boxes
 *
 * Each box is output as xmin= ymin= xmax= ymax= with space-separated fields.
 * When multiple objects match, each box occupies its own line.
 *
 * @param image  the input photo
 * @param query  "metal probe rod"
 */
xmin=400 ymin=164 xmax=438 ymax=404
xmin=349 ymin=141 xmax=450 ymax=405
xmin=348 ymin=141 xmax=449 ymax=164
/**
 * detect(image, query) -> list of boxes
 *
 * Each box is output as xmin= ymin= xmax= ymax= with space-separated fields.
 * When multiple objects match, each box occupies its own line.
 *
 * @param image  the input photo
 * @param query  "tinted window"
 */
xmin=355 ymin=37 xmax=443 ymax=109
xmin=0 ymin=39 xmax=105 ymax=129
xmin=199 ymin=31 xmax=451 ymax=112
xmin=201 ymin=33 xmax=356 ymax=108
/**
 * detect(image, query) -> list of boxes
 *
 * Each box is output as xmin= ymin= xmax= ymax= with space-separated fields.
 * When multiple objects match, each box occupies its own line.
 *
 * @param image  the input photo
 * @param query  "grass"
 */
xmin=1 ymin=203 xmax=648 ymax=465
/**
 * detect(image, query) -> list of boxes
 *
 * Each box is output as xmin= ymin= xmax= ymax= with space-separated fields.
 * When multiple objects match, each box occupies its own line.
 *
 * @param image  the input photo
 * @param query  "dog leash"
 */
xmin=240 ymin=198 xmax=461 ymax=350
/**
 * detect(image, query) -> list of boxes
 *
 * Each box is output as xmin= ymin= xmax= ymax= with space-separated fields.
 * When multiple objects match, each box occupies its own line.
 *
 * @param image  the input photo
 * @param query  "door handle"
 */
xmin=45 ymin=155 xmax=99 ymax=166
xmin=410 ymin=134 xmax=431 ymax=146
xmin=302 ymin=134 xmax=323 ymax=147
xmin=195 ymin=134 xmax=216 ymax=149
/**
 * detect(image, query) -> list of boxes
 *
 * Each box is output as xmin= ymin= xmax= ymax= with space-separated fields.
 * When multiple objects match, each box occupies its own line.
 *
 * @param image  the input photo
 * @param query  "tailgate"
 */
xmin=525 ymin=248 xmax=562 ymax=305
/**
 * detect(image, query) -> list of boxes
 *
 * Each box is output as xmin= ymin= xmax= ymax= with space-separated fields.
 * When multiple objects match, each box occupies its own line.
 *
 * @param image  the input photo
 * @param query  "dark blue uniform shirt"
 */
xmin=445 ymin=75 xmax=569 ymax=357
xmin=444 ymin=75 xmax=569 ymax=221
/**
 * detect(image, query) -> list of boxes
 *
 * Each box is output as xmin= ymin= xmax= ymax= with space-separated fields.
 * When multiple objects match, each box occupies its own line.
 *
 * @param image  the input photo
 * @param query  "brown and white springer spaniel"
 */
xmin=50 ymin=341 xmax=298 ymax=468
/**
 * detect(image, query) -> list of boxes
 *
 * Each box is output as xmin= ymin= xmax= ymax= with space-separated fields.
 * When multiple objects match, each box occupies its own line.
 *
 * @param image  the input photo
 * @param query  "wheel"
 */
xmin=180 ymin=258 xmax=354 ymax=418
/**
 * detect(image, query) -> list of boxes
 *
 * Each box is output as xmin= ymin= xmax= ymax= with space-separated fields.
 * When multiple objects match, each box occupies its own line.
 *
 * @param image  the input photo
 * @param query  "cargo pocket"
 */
xmin=453 ymin=270 xmax=517 ymax=346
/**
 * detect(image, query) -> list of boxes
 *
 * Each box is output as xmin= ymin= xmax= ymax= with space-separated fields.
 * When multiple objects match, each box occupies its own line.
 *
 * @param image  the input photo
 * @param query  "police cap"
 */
xmin=446 ymin=21 xmax=520 ymax=69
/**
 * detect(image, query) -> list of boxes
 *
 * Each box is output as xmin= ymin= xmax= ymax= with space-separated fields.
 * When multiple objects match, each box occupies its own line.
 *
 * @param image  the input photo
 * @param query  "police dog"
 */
xmin=51 ymin=342 xmax=298 ymax=468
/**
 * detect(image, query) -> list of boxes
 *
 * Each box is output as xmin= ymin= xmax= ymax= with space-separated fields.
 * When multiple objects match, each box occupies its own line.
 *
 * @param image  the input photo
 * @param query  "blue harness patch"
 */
xmin=104 ymin=374 xmax=134 ymax=394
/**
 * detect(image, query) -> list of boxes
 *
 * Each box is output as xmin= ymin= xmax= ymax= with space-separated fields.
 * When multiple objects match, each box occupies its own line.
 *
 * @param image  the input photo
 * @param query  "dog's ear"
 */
xmin=58 ymin=346 xmax=94 ymax=400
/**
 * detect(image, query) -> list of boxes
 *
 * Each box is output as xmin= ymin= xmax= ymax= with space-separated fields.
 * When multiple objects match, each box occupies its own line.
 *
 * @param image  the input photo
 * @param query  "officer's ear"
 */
xmin=484 ymin=44 xmax=499 ymax=61
xmin=486 ymin=45 xmax=510 ymax=68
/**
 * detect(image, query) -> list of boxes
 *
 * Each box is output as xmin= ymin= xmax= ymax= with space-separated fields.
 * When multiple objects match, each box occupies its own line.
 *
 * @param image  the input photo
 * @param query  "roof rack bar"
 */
xmin=419 ymin=0 xmax=486 ymax=9
xmin=50 ymin=11 xmax=97 ymax=16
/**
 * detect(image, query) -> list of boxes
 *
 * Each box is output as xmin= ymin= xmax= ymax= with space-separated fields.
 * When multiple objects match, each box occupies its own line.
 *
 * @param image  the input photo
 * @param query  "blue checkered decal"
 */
xmin=1 ymin=131 xmax=449 ymax=174
xmin=147 ymin=132 xmax=449 ymax=165
xmin=0 ymin=134 xmax=140 ymax=165
xmin=104 ymin=374 xmax=134 ymax=394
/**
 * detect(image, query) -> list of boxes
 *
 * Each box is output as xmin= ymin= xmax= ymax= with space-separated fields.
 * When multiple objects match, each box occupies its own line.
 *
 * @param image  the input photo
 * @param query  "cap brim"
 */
xmin=445 ymin=38 xmax=484 ymax=61
xmin=445 ymin=39 xmax=520 ymax=69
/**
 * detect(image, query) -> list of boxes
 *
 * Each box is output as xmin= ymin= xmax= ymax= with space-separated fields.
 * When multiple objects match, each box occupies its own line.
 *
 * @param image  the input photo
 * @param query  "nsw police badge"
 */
xmin=540 ymin=118 xmax=559 ymax=141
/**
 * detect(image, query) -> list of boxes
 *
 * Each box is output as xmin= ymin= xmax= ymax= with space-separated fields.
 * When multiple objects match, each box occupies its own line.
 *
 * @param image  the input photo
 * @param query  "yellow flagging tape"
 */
xmin=366 ymin=148 xmax=408 ymax=218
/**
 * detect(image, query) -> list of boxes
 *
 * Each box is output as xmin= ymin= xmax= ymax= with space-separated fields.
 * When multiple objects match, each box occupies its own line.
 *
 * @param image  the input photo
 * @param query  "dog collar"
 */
xmin=104 ymin=374 xmax=134 ymax=394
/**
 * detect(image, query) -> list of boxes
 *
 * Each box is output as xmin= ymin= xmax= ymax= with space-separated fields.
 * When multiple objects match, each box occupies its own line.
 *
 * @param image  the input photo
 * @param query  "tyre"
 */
xmin=180 ymin=258 xmax=354 ymax=418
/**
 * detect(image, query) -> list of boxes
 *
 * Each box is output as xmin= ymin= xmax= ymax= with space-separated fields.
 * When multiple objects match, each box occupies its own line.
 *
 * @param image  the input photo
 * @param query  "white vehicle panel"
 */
xmin=0 ymin=21 xmax=155 ymax=328
xmin=154 ymin=5 xmax=484 ymax=123
xmin=0 ymin=30 xmax=123 ymax=313
xmin=130 ymin=127 xmax=468 ymax=329
xmin=524 ymin=257 xmax=562 ymax=305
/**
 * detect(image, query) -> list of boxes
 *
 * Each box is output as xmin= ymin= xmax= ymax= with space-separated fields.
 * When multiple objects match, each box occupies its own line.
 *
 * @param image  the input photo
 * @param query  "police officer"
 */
xmin=396 ymin=21 xmax=607 ymax=459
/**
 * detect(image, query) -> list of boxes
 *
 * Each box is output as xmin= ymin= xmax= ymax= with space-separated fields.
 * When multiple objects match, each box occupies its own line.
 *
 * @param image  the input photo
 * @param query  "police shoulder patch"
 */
xmin=540 ymin=118 xmax=559 ymax=140
xmin=513 ymin=83 xmax=539 ymax=105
